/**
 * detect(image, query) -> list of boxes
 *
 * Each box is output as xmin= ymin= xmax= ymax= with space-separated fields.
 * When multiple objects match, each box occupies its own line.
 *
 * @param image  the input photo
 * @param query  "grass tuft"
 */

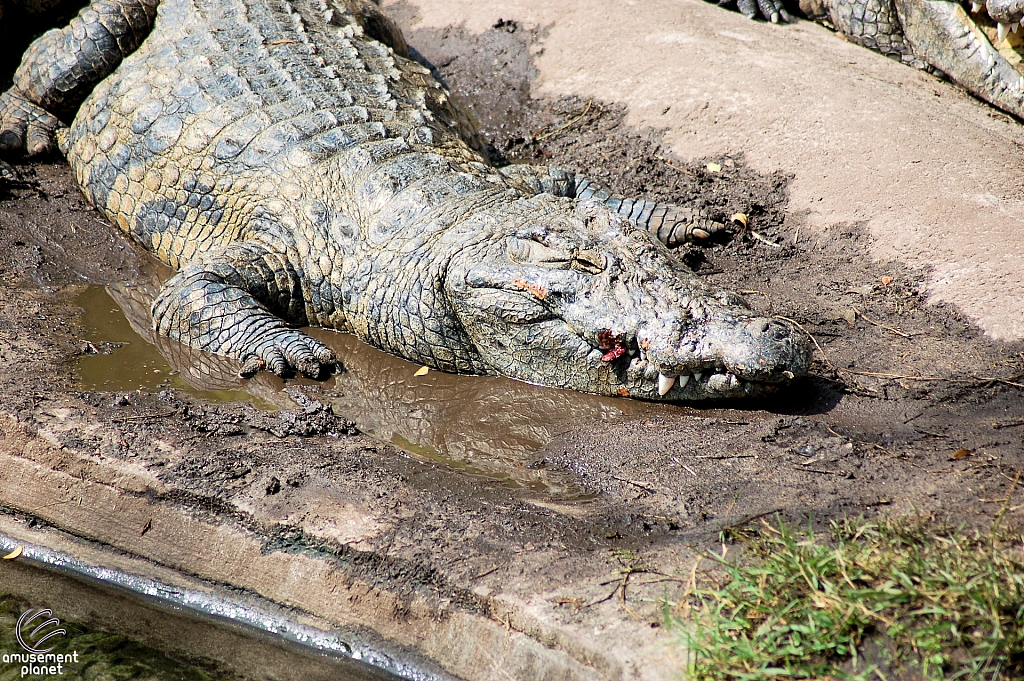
xmin=669 ymin=516 xmax=1024 ymax=680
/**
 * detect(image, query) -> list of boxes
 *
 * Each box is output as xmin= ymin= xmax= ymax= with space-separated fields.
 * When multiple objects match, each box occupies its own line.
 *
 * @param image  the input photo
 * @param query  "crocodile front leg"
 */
xmin=499 ymin=164 xmax=727 ymax=248
xmin=0 ymin=0 xmax=159 ymax=159
xmin=151 ymin=242 xmax=336 ymax=378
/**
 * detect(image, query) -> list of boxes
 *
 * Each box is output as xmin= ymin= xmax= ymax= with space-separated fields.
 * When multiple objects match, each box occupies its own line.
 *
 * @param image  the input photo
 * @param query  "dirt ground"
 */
xmin=0 ymin=4 xmax=1023 ymax=680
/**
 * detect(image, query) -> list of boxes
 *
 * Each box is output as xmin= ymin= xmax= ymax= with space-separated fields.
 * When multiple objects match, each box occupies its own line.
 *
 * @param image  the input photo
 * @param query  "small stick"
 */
xmin=111 ymin=410 xmax=176 ymax=423
xmin=536 ymin=99 xmax=593 ymax=141
xmin=748 ymin=230 xmax=781 ymax=248
xmin=852 ymin=307 xmax=912 ymax=339
xmin=844 ymin=370 xmax=1024 ymax=388
xmin=662 ymin=158 xmax=694 ymax=175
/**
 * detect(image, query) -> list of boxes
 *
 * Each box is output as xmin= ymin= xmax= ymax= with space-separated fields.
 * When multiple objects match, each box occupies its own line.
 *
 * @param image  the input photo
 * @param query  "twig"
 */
xmin=798 ymin=467 xmax=843 ymax=476
xmin=662 ymin=158 xmax=694 ymax=175
xmin=852 ymin=307 xmax=912 ymax=339
xmin=748 ymin=230 xmax=781 ymax=248
xmin=993 ymin=418 xmax=1024 ymax=430
xmin=689 ymin=454 xmax=757 ymax=460
xmin=111 ymin=410 xmax=177 ymax=423
xmin=535 ymin=99 xmax=593 ymax=141
xmin=844 ymin=370 xmax=1024 ymax=388
xmin=470 ymin=565 xmax=501 ymax=581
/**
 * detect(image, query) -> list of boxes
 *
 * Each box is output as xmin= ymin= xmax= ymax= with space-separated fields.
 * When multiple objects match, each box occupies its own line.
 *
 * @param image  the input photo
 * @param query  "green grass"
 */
xmin=669 ymin=516 xmax=1024 ymax=680
xmin=0 ymin=594 xmax=227 ymax=681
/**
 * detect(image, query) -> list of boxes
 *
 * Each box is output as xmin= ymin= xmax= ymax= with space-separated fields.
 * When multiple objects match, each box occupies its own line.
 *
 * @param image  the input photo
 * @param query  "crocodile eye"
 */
xmin=508 ymin=236 xmax=571 ymax=267
xmin=572 ymin=249 xmax=607 ymax=274
xmin=508 ymin=237 xmax=532 ymax=263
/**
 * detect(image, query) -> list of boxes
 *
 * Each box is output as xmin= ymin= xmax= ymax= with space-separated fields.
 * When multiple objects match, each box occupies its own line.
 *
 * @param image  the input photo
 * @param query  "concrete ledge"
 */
xmin=0 ymin=412 xmax=682 ymax=681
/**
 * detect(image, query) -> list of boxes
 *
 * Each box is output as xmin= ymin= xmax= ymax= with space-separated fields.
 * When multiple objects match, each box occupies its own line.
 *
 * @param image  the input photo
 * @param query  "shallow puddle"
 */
xmin=76 ymin=284 xmax=679 ymax=495
xmin=76 ymin=285 xmax=275 ymax=409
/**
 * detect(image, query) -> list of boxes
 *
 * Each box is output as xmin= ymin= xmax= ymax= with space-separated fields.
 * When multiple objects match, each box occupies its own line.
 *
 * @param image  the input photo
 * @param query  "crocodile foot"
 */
xmin=235 ymin=329 xmax=337 ymax=379
xmin=0 ymin=159 xmax=14 ymax=182
xmin=152 ymin=264 xmax=338 ymax=379
xmin=717 ymin=0 xmax=794 ymax=22
xmin=0 ymin=90 xmax=63 ymax=157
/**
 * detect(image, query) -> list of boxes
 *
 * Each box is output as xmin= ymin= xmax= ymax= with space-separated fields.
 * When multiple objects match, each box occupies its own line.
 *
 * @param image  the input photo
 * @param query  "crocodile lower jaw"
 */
xmin=624 ymin=357 xmax=793 ymax=400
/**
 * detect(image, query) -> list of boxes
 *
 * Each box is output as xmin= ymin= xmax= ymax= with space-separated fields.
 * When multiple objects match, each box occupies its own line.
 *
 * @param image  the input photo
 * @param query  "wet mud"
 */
xmin=381 ymin=3 xmax=1024 ymax=535
xmin=0 ymin=0 xmax=1020 ymax=537
xmin=0 ymin=5 xmax=1023 ymax=678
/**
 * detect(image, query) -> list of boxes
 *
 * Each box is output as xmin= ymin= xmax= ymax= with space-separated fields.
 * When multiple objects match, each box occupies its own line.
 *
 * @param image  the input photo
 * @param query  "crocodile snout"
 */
xmin=627 ymin=311 xmax=811 ymax=400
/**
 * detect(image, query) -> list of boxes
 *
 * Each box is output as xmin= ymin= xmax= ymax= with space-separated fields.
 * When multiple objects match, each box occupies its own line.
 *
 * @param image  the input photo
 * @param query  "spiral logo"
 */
xmin=15 ymin=609 xmax=66 ymax=654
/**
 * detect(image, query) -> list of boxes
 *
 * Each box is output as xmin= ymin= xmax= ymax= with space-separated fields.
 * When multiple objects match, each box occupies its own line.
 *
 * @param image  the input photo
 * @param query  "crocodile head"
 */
xmin=447 ymin=195 xmax=811 ymax=401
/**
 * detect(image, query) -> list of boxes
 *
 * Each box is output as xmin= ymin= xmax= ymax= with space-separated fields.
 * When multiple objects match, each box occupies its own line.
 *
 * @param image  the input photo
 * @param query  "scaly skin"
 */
xmin=0 ymin=0 xmax=810 ymax=400
xmin=716 ymin=0 xmax=1024 ymax=118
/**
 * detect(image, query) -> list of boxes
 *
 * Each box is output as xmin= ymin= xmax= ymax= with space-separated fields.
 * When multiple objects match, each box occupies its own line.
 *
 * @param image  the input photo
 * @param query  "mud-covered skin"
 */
xmin=720 ymin=0 xmax=1024 ymax=119
xmin=0 ymin=0 xmax=809 ymax=400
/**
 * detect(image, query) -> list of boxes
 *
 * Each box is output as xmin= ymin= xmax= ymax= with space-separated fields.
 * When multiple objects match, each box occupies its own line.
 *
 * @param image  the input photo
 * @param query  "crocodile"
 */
xmin=715 ymin=0 xmax=1024 ymax=119
xmin=0 ymin=0 xmax=811 ymax=401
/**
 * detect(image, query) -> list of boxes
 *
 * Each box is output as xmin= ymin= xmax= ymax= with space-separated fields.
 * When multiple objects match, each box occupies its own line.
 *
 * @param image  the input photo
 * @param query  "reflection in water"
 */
xmin=76 ymin=285 xmax=276 ymax=409
xmin=79 ymin=282 xmax=677 ymax=495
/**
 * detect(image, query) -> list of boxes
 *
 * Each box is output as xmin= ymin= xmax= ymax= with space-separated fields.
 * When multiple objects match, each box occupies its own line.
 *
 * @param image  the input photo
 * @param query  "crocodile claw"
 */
xmin=0 ymin=90 xmax=63 ymax=158
xmin=241 ymin=329 xmax=337 ymax=378
xmin=0 ymin=160 xmax=14 ymax=183
xmin=730 ymin=0 xmax=793 ymax=21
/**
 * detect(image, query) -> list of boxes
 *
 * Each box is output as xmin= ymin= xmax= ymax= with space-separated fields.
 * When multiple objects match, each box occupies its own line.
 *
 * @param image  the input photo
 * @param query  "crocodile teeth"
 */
xmin=998 ymin=22 xmax=1010 ymax=43
xmin=693 ymin=372 xmax=703 ymax=381
xmin=971 ymin=1 xmax=982 ymax=11
xmin=1014 ymin=22 xmax=1020 ymax=32
xmin=658 ymin=373 xmax=676 ymax=396
xmin=678 ymin=375 xmax=690 ymax=388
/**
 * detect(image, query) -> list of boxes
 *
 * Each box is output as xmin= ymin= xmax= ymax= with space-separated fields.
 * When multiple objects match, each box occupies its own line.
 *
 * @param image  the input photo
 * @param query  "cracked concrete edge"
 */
xmin=0 ymin=414 xmax=682 ymax=681
xmin=0 ymin=524 xmax=410 ymax=681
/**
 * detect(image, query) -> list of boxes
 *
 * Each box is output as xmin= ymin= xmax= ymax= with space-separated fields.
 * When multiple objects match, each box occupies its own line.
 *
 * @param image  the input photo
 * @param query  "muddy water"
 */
xmin=76 ymin=285 xmax=273 ymax=407
xmin=76 ymin=284 xmax=678 ymax=494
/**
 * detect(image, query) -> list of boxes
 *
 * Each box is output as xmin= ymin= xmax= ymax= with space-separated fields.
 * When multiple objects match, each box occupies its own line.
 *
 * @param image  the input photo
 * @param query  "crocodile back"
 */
xmin=62 ymin=0 xmax=487 ymax=271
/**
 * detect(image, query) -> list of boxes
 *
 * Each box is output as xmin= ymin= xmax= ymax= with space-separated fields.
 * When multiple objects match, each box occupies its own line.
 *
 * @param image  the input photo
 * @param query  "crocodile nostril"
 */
xmin=748 ymin=319 xmax=771 ymax=337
